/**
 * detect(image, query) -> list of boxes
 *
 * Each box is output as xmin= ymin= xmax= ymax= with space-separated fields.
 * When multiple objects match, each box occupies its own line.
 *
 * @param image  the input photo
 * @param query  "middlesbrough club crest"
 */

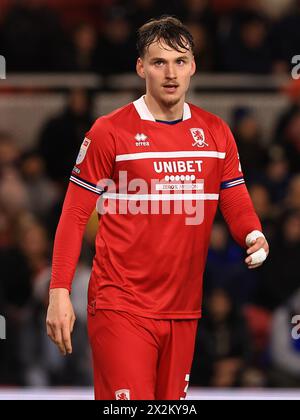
xmin=190 ymin=128 xmax=208 ymax=148
xmin=115 ymin=389 xmax=130 ymax=400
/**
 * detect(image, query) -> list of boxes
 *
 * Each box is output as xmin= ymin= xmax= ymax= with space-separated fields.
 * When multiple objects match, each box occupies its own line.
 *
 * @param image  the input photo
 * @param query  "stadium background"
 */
xmin=0 ymin=0 xmax=300 ymax=399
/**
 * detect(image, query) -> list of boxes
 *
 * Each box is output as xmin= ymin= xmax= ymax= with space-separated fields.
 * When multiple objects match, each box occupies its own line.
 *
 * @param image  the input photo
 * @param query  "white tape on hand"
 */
xmin=245 ymin=230 xmax=265 ymax=247
xmin=249 ymin=248 xmax=267 ymax=265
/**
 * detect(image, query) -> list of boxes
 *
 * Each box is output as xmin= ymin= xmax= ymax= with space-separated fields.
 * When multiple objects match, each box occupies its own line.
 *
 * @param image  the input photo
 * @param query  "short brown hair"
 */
xmin=137 ymin=16 xmax=194 ymax=57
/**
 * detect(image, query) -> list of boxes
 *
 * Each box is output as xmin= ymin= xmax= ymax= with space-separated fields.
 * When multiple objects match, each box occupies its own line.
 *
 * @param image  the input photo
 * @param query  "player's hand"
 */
xmin=245 ymin=235 xmax=269 ymax=269
xmin=46 ymin=288 xmax=76 ymax=356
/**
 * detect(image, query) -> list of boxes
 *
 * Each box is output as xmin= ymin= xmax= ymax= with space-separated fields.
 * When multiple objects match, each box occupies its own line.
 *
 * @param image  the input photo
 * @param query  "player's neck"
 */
xmin=144 ymin=93 xmax=185 ymax=121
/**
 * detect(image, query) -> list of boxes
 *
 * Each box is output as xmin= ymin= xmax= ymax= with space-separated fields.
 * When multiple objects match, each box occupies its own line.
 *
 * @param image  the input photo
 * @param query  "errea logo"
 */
xmin=135 ymin=133 xmax=150 ymax=147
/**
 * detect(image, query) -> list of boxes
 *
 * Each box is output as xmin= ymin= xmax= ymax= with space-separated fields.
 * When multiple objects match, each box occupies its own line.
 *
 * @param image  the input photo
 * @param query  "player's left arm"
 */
xmin=219 ymin=121 xmax=269 ymax=269
xmin=220 ymin=186 xmax=269 ymax=269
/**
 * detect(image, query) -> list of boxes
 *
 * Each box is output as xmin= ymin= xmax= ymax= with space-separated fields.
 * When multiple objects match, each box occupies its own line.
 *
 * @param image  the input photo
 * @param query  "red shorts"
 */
xmin=87 ymin=309 xmax=198 ymax=400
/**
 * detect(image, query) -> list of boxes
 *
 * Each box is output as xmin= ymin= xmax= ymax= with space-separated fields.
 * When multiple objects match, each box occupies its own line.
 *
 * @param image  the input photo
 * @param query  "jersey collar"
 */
xmin=133 ymin=95 xmax=191 ymax=122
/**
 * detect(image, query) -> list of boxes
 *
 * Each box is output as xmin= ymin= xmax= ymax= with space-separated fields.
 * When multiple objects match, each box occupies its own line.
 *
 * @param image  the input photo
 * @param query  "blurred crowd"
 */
xmin=0 ymin=0 xmax=300 ymax=391
xmin=0 ymin=0 xmax=300 ymax=74
xmin=0 ymin=89 xmax=97 ymax=386
xmin=192 ymin=95 xmax=300 ymax=388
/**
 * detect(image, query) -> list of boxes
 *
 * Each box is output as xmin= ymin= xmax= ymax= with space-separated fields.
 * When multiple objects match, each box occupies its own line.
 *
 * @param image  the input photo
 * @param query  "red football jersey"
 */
xmin=52 ymin=96 xmax=260 ymax=319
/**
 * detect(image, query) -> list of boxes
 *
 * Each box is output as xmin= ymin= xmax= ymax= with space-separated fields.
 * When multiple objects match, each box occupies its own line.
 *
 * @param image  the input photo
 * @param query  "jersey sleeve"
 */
xmin=50 ymin=117 xmax=116 ymax=292
xmin=220 ymin=121 xmax=245 ymax=190
xmin=219 ymin=121 xmax=262 ymax=247
xmin=50 ymin=183 xmax=98 ymax=292
xmin=219 ymin=184 xmax=262 ymax=248
xmin=70 ymin=117 xmax=116 ymax=195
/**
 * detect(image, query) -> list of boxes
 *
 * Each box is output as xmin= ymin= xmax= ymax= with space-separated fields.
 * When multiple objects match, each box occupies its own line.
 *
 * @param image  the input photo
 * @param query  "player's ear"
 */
xmin=190 ymin=58 xmax=196 ymax=77
xmin=136 ymin=57 xmax=146 ymax=79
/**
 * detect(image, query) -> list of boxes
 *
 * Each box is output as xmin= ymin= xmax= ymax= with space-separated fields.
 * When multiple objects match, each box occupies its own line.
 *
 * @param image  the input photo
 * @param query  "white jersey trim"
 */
xmin=133 ymin=95 xmax=191 ymax=121
xmin=116 ymin=151 xmax=226 ymax=162
xmin=102 ymin=193 xmax=219 ymax=201
xmin=70 ymin=175 xmax=103 ymax=195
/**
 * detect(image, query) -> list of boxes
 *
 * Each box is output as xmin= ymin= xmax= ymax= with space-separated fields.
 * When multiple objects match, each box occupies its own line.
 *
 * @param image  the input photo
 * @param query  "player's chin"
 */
xmin=161 ymin=92 xmax=181 ymax=107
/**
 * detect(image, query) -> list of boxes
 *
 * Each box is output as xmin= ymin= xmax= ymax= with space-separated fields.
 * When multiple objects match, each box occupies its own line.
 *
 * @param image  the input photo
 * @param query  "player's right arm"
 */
xmin=46 ymin=117 xmax=116 ymax=355
xmin=46 ymin=182 xmax=99 ymax=355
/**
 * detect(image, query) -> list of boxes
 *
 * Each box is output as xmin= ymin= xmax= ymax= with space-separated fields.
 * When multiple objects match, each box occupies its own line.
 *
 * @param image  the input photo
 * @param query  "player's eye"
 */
xmin=177 ymin=59 xmax=185 ymax=65
xmin=154 ymin=60 xmax=164 ymax=66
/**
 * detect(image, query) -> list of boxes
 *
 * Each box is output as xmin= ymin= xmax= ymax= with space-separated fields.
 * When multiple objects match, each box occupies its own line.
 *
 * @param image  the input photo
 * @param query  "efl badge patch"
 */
xmin=76 ymin=137 xmax=91 ymax=164
xmin=190 ymin=128 xmax=208 ymax=148
xmin=115 ymin=389 xmax=130 ymax=400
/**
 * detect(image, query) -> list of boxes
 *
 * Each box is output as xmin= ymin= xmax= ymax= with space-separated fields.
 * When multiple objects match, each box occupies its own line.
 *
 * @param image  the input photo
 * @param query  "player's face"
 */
xmin=136 ymin=39 xmax=196 ymax=108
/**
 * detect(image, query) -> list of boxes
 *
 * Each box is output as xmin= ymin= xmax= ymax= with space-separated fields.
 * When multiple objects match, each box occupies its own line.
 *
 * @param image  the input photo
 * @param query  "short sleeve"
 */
xmin=220 ymin=121 xmax=245 ymax=190
xmin=70 ymin=117 xmax=116 ymax=195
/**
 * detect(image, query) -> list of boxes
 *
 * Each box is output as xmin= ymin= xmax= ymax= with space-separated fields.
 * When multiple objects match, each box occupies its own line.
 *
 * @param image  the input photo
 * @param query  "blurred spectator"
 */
xmin=0 ymin=133 xmax=30 ymax=218
xmin=221 ymin=12 xmax=272 ymax=73
xmin=181 ymin=0 xmax=217 ymax=71
xmin=211 ymin=0 xmax=242 ymax=14
xmin=238 ymin=366 xmax=267 ymax=387
xmin=0 ymin=204 xmax=10 ymax=248
xmin=205 ymin=221 xmax=258 ymax=305
xmin=0 ymin=132 xmax=28 ymax=251
xmin=19 ymin=150 xmax=59 ymax=220
xmin=0 ymin=215 xmax=36 ymax=385
xmin=0 ymin=173 xmax=94 ymax=387
xmin=0 ymin=131 xmax=20 ymax=168
xmin=186 ymin=22 xmax=215 ymax=72
xmin=271 ymin=0 xmax=300 ymax=75
xmin=211 ymin=0 xmax=264 ymax=15
xmin=63 ymin=22 xmax=98 ymax=72
xmin=22 ymin=260 xmax=93 ymax=386
xmin=276 ymin=109 xmax=300 ymax=174
xmin=37 ymin=88 xmax=94 ymax=185
xmin=180 ymin=0 xmax=216 ymax=29
xmin=46 ymin=0 xmax=104 ymax=30
xmin=0 ymin=167 xmax=30 ymax=217
xmin=190 ymin=288 xmax=252 ymax=386
xmin=275 ymin=92 xmax=300 ymax=142
xmin=128 ymin=0 xmax=164 ymax=31
xmin=258 ymin=0 xmax=294 ymax=20
xmin=255 ymin=209 xmax=300 ymax=310
xmin=232 ymin=107 xmax=267 ymax=180
xmin=248 ymin=184 xmax=276 ymax=239
xmin=261 ymin=146 xmax=290 ymax=207
xmin=270 ymin=288 xmax=300 ymax=387
xmin=286 ymin=174 xmax=300 ymax=211
xmin=16 ymin=218 xmax=50 ymax=279
xmin=242 ymin=304 xmax=271 ymax=369
xmin=8 ymin=218 xmax=49 ymax=386
xmin=95 ymin=7 xmax=136 ymax=75
xmin=1 ymin=0 xmax=68 ymax=72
